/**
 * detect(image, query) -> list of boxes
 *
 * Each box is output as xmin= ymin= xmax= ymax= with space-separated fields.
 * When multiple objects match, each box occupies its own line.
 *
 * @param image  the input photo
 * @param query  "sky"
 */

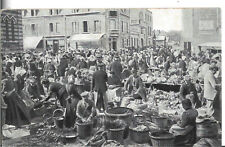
xmin=149 ymin=8 xmax=183 ymax=32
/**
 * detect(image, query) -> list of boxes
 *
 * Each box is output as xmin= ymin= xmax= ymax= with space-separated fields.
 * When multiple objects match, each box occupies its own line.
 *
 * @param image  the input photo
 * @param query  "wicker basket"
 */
xmin=129 ymin=127 xmax=150 ymax=144
xmin=150 ymin=131 xmax=175 ymax=147
xmin=151 ymin=115 xmax=168 ymax=129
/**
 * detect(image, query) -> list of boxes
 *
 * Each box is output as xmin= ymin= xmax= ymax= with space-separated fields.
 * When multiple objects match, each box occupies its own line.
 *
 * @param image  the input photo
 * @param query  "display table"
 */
xmin=145 ymin=83 xmax=181 ymax=92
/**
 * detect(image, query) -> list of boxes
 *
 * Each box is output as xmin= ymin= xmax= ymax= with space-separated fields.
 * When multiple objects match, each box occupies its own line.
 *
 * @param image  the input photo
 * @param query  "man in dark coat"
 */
xmin=92 ymin=63 xmax=108 ymax=112
xmin=179 ymin=75 xmax=201 ymax=108
xmin=109 ymin=56 xmax=123 ymax=80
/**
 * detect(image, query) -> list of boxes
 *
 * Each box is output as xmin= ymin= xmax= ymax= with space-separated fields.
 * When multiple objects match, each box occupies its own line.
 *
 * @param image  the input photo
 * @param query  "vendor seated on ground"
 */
xmin=127 ymin=93 xmax=148 ymax=113
xmin=169 ymin=99 xmax=198 ymax=145
xmin=76 ymin=91 xmax=97 ymax=123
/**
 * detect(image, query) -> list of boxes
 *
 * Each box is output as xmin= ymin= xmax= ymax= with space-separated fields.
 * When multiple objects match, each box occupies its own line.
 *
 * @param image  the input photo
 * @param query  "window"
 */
xmin=150 ymin=27 xmax=152 ymax=35
xmin=122 ymin=39 xmax=124 ymax=48
xmin=49 ymin=23 xmax=53 ymax=32
xmin=72 ymin=9 xmax=76 ymax=13
xmin=31 ymin=10 xmax=35 ymax=16
xmin=11 ymin=20 xmax=15 ymax=40
xmin=31 ymin=24 xmax=36 ymax=34
xmin=126 ymin=22 xmax=128 ymax=33
xmin=5 ymin=19 xmax=9 ymax=41
xmin=56 ymin=23 xmax=60 ymax=33
xmin=110 ymin=20 xmax=116 ymax=30
xmin=94 ymin=20 xmax=101 ymax=33
xmin=49 ymin=9 xmax=53 ymax=15
xmin=109 ymin=11 xmax=117 ymax=16
xmin=23 ymin=10 xmax=28 ymax=16
xmin=55 ymin=9 xmax=60 ymax=15
xmin=72 ymin=22 xmax=79 ymax=33
xmin=35 ymin=10 xmax=39 ymax=16
xmin=141 ymin=28 xmax=144 ymax=34
xmin=83 ymin=21 xmax=88 ymax=32
xmin=121 ymin=21 xmax=123 ymax=32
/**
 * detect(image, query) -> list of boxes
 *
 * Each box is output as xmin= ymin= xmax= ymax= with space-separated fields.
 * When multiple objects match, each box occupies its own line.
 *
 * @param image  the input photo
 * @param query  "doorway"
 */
xmin=112 ymin=40 xmax=117 ymax=51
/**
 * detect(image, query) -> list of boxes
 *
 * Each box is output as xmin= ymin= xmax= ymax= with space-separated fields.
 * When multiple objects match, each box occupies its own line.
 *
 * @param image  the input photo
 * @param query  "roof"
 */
xmin=69 ymin=33 xmax=105 ymax=42
xmin=198 ymin=42 xmax=221 ymax=50
xmin=156 ymin=36 xmax=169 ymax=41
xmin=23 ymin=36 xmax=43 ymax=50
xmin=198 ymin=42 xmax=221 ymax=47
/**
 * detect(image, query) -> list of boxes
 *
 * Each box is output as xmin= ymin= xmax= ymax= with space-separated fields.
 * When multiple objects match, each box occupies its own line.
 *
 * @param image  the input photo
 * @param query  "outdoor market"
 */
xmin=1 ymin=42 xmax=222 ymax=146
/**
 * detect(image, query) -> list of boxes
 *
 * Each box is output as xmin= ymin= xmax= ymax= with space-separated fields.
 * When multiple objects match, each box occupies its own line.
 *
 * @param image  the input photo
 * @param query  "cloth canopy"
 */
xmin=23 ymin=36 xmax=43 ymax=50
xmin=69 ymin=34 xmax=105 ymax=42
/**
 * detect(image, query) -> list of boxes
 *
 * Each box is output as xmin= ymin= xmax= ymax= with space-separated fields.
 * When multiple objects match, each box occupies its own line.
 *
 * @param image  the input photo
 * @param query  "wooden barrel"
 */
xmin=196 ymin=120 xmax=218 ymax=139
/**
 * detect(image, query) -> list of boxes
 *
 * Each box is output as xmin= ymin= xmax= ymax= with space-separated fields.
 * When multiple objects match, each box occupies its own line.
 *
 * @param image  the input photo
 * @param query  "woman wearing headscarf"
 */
xmin=2 ymin=72 xmax=31 ymax=127
xmin=169 ymin=99 xmax=198 ymax=145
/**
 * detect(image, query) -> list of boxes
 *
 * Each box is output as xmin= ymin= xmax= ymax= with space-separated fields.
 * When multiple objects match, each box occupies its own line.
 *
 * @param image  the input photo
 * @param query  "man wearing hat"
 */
xmin=124 ymin=69 xmax=143 ymax=95
xmin=178 ymin=56 xmax=187 ymax=76
xmin=179 ymin=75 xmax=201 ymax=108
xmin=203 ymin=64 xmax=218 ymax=118
xmin=92 ymin=62 xmax=108 ymax=112
xmin=109 ymin=55 xmax=123 ymax=80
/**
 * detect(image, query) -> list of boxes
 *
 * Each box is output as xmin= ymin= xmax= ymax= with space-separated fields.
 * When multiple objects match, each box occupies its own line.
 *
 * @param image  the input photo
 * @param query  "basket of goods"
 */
xmin=76 ymin=120 xmax=94 ymax=139
xmin=105 ymin=107 xmax=134 ymax=139
xmin=149 ymin=131 xmax=175 ymax=147
xmin=105 ymin=119 xmax=126 ymax=144
xmin=129 ymin=124 xmax=150 ymax=143
xmin=52 ymin=109 xmax=64 ymax=129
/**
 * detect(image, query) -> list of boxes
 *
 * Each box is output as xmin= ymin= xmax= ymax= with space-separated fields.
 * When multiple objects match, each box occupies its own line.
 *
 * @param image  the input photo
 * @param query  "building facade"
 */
xmin=130 ymin=9 xmax=153 ymax=49
xmin=1 ymin=10 xmax=23 ymax=52
xmin=182 ymin=8 xmax=221 ymax=52
xmin=22 ymin=8 xmax=152 ymax=51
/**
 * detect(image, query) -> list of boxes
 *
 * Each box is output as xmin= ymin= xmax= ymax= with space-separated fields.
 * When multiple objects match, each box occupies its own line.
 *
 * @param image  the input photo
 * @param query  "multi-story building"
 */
xmin=22 ymin=8 xmax=132 ymax=51
xmin=1 ymin=10 xmax=23 ymax=52
xmin=182 ymin=8 xmax=221 ymax=53
xmin=130 ymin=9 xmax=153 ymax=49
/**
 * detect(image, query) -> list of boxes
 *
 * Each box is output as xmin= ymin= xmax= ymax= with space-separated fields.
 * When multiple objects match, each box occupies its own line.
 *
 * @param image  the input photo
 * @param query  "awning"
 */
xmin=198 ymin=42 xmax=221 ymax=50
xmin=23 ymin=36 xmax=43 ymax=50
xmin=69 ymin=34 xmax=105 ymax=42
xmin=156 ymin=36 xmax=167 ymax=41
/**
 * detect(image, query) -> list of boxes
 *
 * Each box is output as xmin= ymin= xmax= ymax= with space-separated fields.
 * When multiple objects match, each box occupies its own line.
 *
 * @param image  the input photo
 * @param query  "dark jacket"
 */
xmin=179 ymin=60 xmax=187 ymax=71
xmin=92 ymin=70 xmax=108 ymax=93
xmin=180 ymin=108 xmax=198 ymax=128
xmin=110 ymin=61 xmax=123 ymax=79
xmin=179 ymin=82 xmax=201 ymax=108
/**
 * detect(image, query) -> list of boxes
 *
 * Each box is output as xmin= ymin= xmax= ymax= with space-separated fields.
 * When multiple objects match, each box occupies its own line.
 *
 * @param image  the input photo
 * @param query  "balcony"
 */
xmin=109 ymin=29 xmax=119 ymax=37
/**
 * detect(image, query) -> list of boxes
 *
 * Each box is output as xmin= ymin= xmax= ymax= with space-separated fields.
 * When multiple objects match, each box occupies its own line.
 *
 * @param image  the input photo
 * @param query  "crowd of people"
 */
xmin=1 ymin=45 xmax=221 ymax=144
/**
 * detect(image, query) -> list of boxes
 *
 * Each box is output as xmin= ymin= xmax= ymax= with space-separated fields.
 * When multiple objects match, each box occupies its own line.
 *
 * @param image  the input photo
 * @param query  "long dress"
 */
xmin=2 ymin=78 xmax=31 ymax=127
xmin=4 ymin=91 xmax=31 ymax=127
